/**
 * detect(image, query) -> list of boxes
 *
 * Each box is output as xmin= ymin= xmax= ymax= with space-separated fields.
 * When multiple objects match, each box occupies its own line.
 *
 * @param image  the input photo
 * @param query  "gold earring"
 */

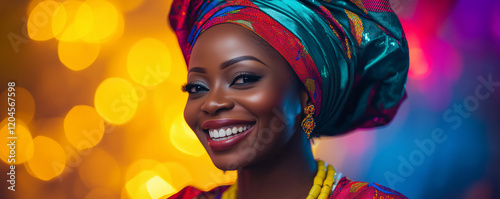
xmin=301 ymin=104 xmax=316 ymax=139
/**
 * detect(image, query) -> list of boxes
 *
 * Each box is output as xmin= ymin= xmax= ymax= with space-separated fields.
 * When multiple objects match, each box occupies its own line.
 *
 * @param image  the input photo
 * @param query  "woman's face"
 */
xmin=184 ymin=24 xmax=307 ymax=170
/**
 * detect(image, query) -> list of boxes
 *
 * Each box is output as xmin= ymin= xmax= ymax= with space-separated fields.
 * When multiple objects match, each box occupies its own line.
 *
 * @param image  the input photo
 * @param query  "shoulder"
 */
xmin=166 ymin=185 xmax=231 ymax=199
xmin=330 ymin=177 xmax=408 ymax=199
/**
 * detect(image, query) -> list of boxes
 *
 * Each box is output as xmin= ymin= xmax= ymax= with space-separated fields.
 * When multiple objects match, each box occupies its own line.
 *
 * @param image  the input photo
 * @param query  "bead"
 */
xmin=314 ymin=177 xmax=324 ymax=185
xmin=324 ymin=178 xmax=334 ymax=187
xmin=318 ymin=192 xmax=330 ymax=199
xmin=309 ymin=184 xmax=322 ymax=197
xmin=317 ymin=160 xmax=325 ymax=167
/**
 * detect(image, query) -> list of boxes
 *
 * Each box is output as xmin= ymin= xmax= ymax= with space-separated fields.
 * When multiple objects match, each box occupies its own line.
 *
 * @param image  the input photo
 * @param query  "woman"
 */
xmin=168 ymin=0 xmax=409 ymax=198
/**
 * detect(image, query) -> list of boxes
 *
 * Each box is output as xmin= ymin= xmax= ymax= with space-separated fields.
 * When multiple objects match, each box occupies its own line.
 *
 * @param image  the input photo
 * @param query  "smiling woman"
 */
xmin=167 ymin=0 xmax=409 ymax=198
xmin=184 ymin=24 xmax=307 ymax=172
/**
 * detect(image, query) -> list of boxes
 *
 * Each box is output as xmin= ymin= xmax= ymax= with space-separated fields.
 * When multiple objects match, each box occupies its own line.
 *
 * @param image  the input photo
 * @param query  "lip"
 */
xmin=202 ymin=119 xmax=256 ymax=151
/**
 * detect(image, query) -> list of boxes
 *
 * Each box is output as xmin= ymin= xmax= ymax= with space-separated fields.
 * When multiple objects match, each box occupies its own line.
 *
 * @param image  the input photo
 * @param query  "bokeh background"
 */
xmin=0 ymin=0 xmax=499 ymax=198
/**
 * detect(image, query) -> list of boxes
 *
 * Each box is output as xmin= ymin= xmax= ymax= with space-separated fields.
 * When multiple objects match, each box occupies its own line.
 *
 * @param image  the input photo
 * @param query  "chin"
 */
xmin=209 ymin=153 xmax=247 ymax=171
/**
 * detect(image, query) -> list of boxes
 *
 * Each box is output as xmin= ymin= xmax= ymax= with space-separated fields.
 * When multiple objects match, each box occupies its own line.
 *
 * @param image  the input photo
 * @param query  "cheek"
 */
xmin=183 ymin=100 xmax=200 ymax=134
xmin=236 ymin=81 xmax=301 ymax=130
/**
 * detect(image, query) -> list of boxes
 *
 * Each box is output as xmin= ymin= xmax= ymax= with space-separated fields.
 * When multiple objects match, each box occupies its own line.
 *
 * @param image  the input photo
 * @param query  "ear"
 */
xmin=299 ymin=86 xmax=312 ymax=110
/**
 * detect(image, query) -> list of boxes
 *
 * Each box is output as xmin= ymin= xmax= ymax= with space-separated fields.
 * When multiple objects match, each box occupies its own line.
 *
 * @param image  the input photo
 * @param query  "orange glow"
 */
xmin=0 ymin=120 xmax=34 ymax=165
xmin=58 ymin=40 xmax=100 ymax=71
xmin=52 ymin=0 xmax=94 ymax=41
xmin=85 ymin=188 xmax=117 ymax=199
xmin=82 ymin=0 xmax=121 ymax=43
xmin=169 ymin=114 xmax=205 ymax=157
xmin=78 ymin=148 xmax=121 ymax=191
xmin=26 ymin=136 xmax=66 ymax=181
xmin=125 ymin=159 xmax=163 ymax=182
xmin=64 ymin=105 xmax=105 ymax=150
xmin=126 ymin=170 xmax=167 ymax=199
xmin=408 ymin=47 xmax=430 ymax=79
xmin=27 ymin=0 xmax=62 ymax=41
xmin=94 ymin=78 xmax=139 ymax=124
xmin=163 ymin=162 xmax=193 ymax=190
xmin=0 ymin=87 xmax=36 ymax=123
xmin=127 ymin=38 xmax=172 ymax=86
xmin=107 ymin=0 xmax=145 ymax=12
xmin=147 ymin=176 xmax=176 ymax=198
xmin=406 ymin=33 xmax=431 ymax=80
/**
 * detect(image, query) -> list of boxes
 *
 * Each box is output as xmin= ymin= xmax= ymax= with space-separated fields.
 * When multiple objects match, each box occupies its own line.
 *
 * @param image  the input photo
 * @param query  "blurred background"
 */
xmin=0 ymin=0 xmax=499 ymax=198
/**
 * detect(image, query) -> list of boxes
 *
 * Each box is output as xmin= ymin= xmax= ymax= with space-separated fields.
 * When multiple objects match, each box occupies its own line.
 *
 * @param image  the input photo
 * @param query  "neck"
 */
xmin=235 ymin=132 xmax=316 ymax=199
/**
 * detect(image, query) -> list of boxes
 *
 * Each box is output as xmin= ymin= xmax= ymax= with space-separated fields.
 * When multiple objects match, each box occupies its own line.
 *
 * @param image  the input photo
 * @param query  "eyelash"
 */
xmin=181 ymin=73 xmax=262 ymax=94
xmin=181 ymin=82 xmax=208 ymax=94
xmin=230 ymin=72 xmax=262 ymax=86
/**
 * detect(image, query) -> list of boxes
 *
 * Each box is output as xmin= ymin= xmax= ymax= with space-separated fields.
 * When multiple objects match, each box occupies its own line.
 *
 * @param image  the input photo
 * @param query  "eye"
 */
xmin=182 ymin=83 xmax=209 ymax=94
xmin=230 ymin=73 xmax=262 ymax=86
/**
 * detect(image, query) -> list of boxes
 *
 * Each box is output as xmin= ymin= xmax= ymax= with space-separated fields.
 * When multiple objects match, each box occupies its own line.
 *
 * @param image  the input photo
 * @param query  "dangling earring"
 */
xmin=301 ymin=104 xmax=316 ymax=139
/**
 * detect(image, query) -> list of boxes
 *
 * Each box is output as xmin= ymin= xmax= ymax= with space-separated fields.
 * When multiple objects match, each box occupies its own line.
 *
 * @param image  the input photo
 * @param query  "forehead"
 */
xmin=189 ymin=23 xmax=281 ymax=67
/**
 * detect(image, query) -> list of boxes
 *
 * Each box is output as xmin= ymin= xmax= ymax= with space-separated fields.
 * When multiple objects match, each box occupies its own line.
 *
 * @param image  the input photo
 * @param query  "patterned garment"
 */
xmin=169 ymin=0 xmax=410 ymax=137
xmin=166 ymin=177 xmax=408 ymax=199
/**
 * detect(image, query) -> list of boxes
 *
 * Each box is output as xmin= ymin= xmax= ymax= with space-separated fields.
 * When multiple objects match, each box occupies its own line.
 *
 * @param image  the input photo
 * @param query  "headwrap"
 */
xmin=169 ymin=0 xmax=409 ymax=137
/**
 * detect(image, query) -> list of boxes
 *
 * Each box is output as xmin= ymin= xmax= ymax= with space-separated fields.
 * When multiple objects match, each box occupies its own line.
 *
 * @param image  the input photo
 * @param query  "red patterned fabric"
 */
xmin=330 ymin=177 xmax=408 ymax=199
xmin=167 ymin=185 xmax=230 ymax=199
xmin=362 ymin=0 xmax=393 ymax=12
xmin=167 ymin=177 xmax=407 ymax=199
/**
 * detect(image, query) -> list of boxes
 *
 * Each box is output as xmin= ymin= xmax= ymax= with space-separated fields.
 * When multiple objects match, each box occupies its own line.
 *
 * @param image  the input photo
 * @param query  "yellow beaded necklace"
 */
xmin=221 ymin=160 xmax=341 ymax=199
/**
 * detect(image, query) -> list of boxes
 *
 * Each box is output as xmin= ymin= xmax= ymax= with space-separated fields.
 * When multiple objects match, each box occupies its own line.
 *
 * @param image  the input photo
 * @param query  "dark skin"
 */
xmin=183 ymin=23 xmax=317 ymax=199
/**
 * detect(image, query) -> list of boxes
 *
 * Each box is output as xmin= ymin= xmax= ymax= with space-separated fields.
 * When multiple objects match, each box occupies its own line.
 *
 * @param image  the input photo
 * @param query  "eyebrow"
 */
xmin=188 ymin=55 xmax=267 ymax=73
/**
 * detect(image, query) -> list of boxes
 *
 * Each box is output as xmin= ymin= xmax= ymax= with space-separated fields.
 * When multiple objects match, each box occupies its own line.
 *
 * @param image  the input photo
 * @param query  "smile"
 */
xmin=202 ymin=119 xmax=256 ymax=151
xmin=209 ymin=124 xmax=252 ymax=141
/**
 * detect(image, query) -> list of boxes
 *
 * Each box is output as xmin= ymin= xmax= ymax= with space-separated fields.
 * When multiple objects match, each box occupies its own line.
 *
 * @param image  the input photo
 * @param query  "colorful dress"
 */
xmin=167 ymin=177 xmax=408 ymax=199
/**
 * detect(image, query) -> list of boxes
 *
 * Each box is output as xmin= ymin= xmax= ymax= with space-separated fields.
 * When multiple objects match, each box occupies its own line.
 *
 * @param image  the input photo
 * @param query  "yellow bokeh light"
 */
xmin=125 ymin=159 xmax=177 ymax=199
xmin=64 ymin=105 xmax=105 ymax=150
xmin=125 ymin=170 xmax=157 ymax=199
xmin=26 ymin=136 xmax=66 ymax=181
xmin=125 ymin=159 xmax=161 ymax=181
xmin=82 ymin=0 xmax=121 ymax=43
xmin=127 ymin=38 xmax=171 ymax=86
xmin=126 ymin=169 xmax=176 ymax=199
xmin=53 ymin=0 xmax=94 ymax=41
xmin=27 ymin=0 xmax=62 ymax=41
xmin=85 ymin=188 xmax=117 ymax=199
xmin=94 ymin=78 xmax=138 ymax=124
xmin=78 ymin=148 xmax=121 ymax=191
xmin=154 ymin=80 xmax=187 ymax=120
xmin=0 ymin=87 xmax=36 ymax=123
xmin=107 ymin=0 xmax=144 ymax=12
xmin=169 ymin=114 xmax=205 ymax=157
xmin=58 ymin=40 xmax=100 ymax=71
xmin=163 ymin=162 xmax=192 ymax=190
xmin=147 ymin=176 xmax=176 ymax=199
xmin=0 ymin=120 xmax=34 ymax=165
xmin=27 ymin=0 xmax=43 ymax=16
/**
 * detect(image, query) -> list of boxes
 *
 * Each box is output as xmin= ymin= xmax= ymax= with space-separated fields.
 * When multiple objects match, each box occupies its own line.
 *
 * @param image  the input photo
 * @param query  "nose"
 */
xmin=201 ymin=87 xmax=235 ymax=115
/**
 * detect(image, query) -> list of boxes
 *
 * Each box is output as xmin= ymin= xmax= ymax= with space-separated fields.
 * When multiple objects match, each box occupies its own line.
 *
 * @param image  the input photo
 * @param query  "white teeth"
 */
xmin=213 ymin=129 xmax=218 ymax=138
xmin=208 ymin=124 xmax=254 ymax=140
xmin=219 ymin=129 xmax=226 ymax=137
